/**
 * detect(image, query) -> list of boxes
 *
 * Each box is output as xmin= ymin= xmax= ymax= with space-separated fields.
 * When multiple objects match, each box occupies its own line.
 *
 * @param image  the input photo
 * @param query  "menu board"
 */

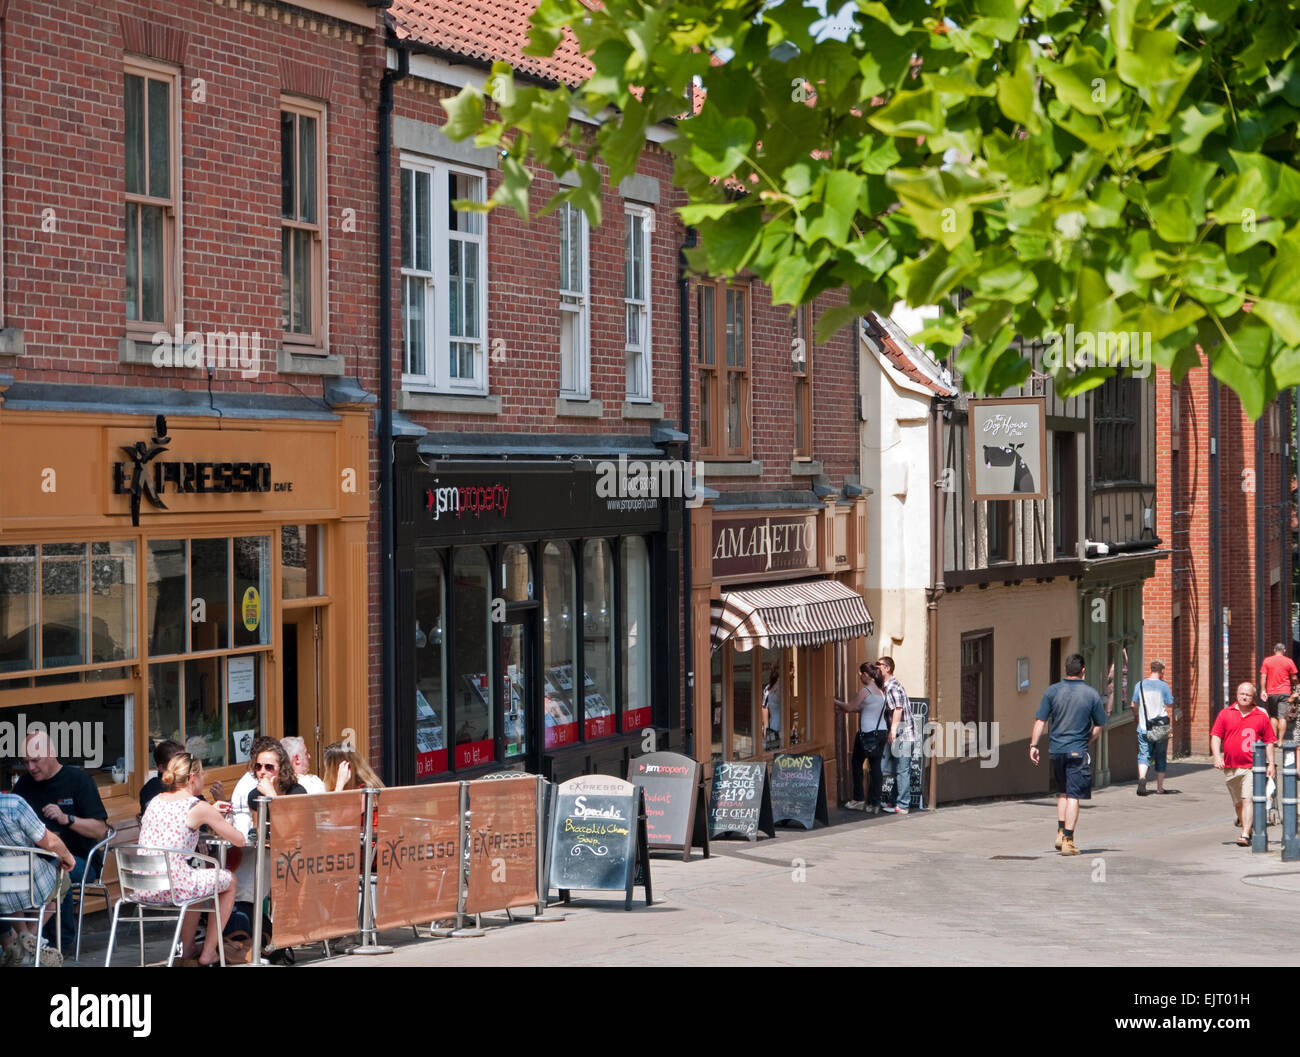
xmin=548 ymin=776 xmax=651 ymax=909
xmin=628 ymin=751 xmax=710 ymax=861
xmin=768 ymin=753 xmax=829 ymax=830
xmin=708 ymin=761 xmax=775 ymax=841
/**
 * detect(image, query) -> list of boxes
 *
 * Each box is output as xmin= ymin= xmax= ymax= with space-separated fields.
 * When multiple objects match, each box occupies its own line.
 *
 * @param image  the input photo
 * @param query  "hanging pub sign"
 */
xmin=547 ymin=775 xmax=652 ymax=910
xmin=708 ymin=761 xmax=775 ymax=841
xmin=711 ymin=513 xmax=819 ymax=581
xmin=768 ymin=753 xmax=830 ymax=830
xmin=627 ymin=751 xmax=710 ymax=861
xmin=967 ymin=397 xmax=1048 ymax=501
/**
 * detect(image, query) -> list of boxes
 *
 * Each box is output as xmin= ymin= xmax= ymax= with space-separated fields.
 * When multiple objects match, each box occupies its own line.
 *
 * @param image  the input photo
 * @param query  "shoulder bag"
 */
xmin=1140 ymin=681 xmax=1171 ymax=744
xmin=860 ymin=695 xmax=889 ymax=755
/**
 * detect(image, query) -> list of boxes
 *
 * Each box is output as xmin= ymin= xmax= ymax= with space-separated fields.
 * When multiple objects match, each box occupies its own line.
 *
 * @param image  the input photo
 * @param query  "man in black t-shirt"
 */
xmin=15 ymin=731 xmax=108 ymax=949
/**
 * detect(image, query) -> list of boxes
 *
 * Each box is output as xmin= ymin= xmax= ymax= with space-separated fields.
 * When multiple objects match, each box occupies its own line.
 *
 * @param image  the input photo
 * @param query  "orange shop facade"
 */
xmin=0 ymin=382 xmax=371 ymax=824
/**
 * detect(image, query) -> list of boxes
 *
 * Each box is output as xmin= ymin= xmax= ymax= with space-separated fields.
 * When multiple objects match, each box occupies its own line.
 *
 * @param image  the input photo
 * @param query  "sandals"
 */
xmin=1236 ymin=836 xmax=1252 ymax=847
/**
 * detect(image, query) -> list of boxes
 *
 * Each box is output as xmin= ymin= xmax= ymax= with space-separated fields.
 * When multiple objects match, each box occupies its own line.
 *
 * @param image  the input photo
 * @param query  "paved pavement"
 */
xmin=65 ymin=756 xmax=1300 ymax=968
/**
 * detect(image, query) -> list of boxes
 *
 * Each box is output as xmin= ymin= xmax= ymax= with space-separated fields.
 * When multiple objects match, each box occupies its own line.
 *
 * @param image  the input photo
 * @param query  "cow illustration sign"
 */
xmin=968 ymin=397 xmax=1047 ymax=501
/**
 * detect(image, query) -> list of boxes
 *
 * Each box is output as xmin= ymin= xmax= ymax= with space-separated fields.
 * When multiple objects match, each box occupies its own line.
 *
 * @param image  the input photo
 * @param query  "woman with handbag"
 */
xmin=1131 ymin=659 xmax=1174 ymax=796
xmin=835 ymin=661 xmax=890 ymax=814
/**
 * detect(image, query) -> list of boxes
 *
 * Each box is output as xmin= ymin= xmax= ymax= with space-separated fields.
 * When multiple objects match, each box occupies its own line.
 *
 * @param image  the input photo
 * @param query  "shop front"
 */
xmin=0 ymin=382 xmax=373 ymax=824
xmin=691 ymin=495 xmax=871 ymax=803
xmin=392 ymin=445 xmax=682 ymax=787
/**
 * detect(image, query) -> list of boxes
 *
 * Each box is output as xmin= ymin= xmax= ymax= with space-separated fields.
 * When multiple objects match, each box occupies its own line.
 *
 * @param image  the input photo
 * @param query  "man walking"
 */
xmin=878 ymin=657 xmax=916 ymax=815
xmin=1132 ymin=659 xmax=1174 ymax=796
xmin=15 ymin=730 xmax=108 ymax=951
xmin=1029 ymin=653 xmax=1107 ymax=856
xmin=1259 ymin=643 xmax=1297 ymax=739
xmin=1211 ymin=682 xmax=1276 ymax=846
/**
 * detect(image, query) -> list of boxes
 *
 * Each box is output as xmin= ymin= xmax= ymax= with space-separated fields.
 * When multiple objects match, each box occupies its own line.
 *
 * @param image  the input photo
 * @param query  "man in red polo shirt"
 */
xmin=1259 ymin=643 xmax=1297 ymax=738
xmin=1211 ymin=682 xmax=1276 ymax=846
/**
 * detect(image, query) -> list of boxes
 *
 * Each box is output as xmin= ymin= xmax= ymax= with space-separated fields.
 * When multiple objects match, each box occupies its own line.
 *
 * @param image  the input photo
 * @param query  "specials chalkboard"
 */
xmin=708 ymin=761 xmax=776 ymax=841
xmin=548 ymin=776 xmax=652 ymax=909
xmin=628 ymin=751 xmax=710 ymax=861
xmin=768 ymin=753 xmax=830 ymax=829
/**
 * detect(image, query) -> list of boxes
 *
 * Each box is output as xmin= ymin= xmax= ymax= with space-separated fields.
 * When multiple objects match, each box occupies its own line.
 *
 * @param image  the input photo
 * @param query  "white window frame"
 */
xmin=624 ymin=205 xmax=653 ymax=401
xmin=400 ymin=154 xmax=489 ymax=395
xmin=280 ymin=96 xmax=329 ymax=350
xmin=558 ymin=202 xmax=590 ymax=398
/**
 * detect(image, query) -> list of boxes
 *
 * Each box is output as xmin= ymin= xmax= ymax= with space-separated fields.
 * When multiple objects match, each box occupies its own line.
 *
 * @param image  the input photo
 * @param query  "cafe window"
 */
xmin=281 ymin=524 xmax=323 ymax=599
xmin=621 ymin=537 xmax=652 ymax=730
xmin=145 ymin=536 xmax=271 ymax=768
xmin=542 ymin=542 xmax=578 ymax=750
xmin=452 ymin=547 xmax=493 ymax=767
xmin=582 ymin=540 xmax=616 ymax=740
xmin=414 ymin=556 xmax=447 ymax=777
xmin=0 ymin=694 xmax=135 ymax=793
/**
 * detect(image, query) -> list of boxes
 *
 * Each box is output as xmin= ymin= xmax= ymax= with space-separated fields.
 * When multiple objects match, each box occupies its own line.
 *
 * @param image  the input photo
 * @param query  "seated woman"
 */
xmin=323 ymin=742 xmax=385 ymax=791
xmin=247 ymin=742 xmax=308 ymax=805
xmin=136 ymin=752 xmax=245 ymax=966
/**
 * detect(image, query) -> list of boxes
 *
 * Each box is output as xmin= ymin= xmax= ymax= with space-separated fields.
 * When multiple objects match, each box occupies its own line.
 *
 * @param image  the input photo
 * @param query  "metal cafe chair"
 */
xmin=74 ymin=822 xmax=117 ymax=962
xmin=0 ymin=844 xmax=62 ymax=968
xmin=105 ymin=846 xmax=226 ymax=968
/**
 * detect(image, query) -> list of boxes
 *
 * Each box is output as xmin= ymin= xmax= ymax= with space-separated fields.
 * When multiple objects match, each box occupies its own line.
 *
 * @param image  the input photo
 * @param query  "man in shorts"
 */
xmin=1259 ymin=644 xmax=1297 ymax=739
xmin=1211 ymin=682 xmax=1276 ymax=846
xmin=1030 ymin=653 xmax=1108 ymax=856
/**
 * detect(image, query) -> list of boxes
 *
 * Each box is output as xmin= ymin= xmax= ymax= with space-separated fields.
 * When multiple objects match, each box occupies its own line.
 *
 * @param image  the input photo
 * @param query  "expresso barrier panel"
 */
xmin=268 ymin=790 xmax=367 ymax=948
xmin=373 ymin=783 xmax=462 ymax=930
xmin=464 ymin=775 xmax=540 ymax=915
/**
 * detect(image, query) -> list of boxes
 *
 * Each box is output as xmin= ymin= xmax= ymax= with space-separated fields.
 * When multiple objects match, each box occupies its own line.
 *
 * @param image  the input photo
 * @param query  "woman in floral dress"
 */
xmin=137 ymin=752 xmax=246 ymax=965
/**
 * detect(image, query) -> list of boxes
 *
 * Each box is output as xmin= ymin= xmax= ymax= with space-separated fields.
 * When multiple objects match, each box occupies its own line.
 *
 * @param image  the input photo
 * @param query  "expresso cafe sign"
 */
xmin=110 ymin=417 xmax=272 ymax=526
xmin=711 ymin=514 xmax=818 ymax=580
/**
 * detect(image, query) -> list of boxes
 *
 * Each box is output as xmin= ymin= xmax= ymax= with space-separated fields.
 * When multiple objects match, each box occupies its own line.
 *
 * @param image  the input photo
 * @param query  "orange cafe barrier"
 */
xmin=464 ymin=775 xmax=540 ymax=916
xmin=373 ymin=783 xmax=462 ymax=930
xmin=267 ymin=790 xmax=367 ymax=949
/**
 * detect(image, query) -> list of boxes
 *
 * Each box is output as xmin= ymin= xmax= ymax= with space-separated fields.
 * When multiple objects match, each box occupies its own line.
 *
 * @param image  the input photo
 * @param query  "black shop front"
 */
xmin=392 ymin=442 xmax=682 ymax=786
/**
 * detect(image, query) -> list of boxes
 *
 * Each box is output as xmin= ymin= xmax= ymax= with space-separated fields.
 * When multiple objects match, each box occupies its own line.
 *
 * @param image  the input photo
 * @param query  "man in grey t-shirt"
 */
xmin=1029 ymin=653 xmax=1107 ymax=857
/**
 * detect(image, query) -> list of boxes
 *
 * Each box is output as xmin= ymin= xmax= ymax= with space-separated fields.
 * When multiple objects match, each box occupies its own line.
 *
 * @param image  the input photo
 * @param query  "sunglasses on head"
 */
xmin=254 ymin=762 xmax=279 ymax=773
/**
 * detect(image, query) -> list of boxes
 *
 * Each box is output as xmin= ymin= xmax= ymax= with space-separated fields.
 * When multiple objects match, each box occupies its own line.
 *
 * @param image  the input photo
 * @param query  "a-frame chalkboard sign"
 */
xmin=628 ymin=751 xmax=710 ymax=861
xmin=548 ymin=775 xmax=652 ymax=910
xmin=708 ymin=761 xmax=776 ymax=841
xmin=768 ymin=753 xmax=830 ymax=829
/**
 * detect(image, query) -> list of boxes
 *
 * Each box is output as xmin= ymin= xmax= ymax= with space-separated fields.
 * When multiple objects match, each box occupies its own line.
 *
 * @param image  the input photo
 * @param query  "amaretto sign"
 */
xmin=711 ymin=515 xmax=818 ymax=579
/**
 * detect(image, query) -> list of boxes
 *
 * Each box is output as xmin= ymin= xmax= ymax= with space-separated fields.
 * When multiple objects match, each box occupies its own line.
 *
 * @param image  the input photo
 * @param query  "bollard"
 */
xmin=251 ymin=797 xmax=269 ymax=965
xmin=352 ymin=788 xmax=392 ymax=955
xmin=1252 ymin=739 xmax=1268 ymax=852
xmin=1284 ymin=742 xmax=1299 ymax=862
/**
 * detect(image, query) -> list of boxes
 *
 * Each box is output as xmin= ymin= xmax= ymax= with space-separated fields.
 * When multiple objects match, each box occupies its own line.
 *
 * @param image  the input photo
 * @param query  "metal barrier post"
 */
xmin=251 ymin=797 xmax=269 ymax=966
xmin=1284 ymin=741 xmax=1299 ymax=862
xmin=533 ymin=775 xmax=565 ymax=922
xmin=1252 ymin=739 xmax=1268 ymax=852
xmin=450 ymin=781 xmax=484 ymax=937
xmin=353 ymin=788 xmax=392 ymax=955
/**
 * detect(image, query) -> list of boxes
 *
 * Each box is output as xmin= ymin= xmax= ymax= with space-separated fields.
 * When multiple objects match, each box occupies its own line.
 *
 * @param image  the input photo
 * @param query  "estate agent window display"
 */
xmin=412 ymin=535 xmax=654 ymax=779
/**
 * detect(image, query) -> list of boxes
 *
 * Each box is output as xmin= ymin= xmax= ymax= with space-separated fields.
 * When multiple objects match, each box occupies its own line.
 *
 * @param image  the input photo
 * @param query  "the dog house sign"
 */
xmin=967 ymin=397 xmax=1047 ymax=501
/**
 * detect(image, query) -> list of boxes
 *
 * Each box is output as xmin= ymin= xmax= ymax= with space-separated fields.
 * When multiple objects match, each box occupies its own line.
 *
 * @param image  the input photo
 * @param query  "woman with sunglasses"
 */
xmin=136 ymin=752 xmax=245 ymax=966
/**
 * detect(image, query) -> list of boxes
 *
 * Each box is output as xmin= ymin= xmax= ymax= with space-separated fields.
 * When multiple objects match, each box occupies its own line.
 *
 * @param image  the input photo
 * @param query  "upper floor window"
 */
xmin=1094 ymin=376 xmax=1142 ymax=483
xmin=559 ymin=203 xmax=589 ymax=398
xmin=281 ymin=99 xmax=327 ymax=347
xmin=124 ymin=61 xmax=179 ymax=332
xmin=792 ymin=306 xmax=812 ymax=457
xmin=624 ymin=206 xmax=652 ymax=400
xmin=698 ymin=280 xmax=751 ymax=458
xmin=401 ymin=158 xmax=487 ymax=393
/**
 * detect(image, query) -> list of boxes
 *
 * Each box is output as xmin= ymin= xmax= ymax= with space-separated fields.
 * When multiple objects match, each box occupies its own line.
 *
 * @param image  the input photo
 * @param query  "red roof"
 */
xmin=864 ymin=314 xmax=956 ymax=396
xmin=390 ymin=0 xmax=595 ymax=86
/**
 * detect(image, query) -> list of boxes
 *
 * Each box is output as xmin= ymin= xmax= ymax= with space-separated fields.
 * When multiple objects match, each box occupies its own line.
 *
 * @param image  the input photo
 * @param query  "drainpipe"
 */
xmin=378 ymin=44 xmax=410 ymax=784
xmin=927 ymin=396 xmax=948 ymax=808
xmin=679 ymin=228 xmax=696 ymax=757
xmin=1210 ymin=376 xmax=1221 ymax=720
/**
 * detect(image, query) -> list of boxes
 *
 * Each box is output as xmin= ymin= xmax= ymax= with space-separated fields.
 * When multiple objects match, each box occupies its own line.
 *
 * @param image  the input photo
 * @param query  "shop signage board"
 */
xmin=768 ymin=753 xmax=830 ymax=829
xmin=710 ymin=513 xmax=819 ymax=581
xmin=373 ymin=783 xmax=463 ymax=929
xmin=908 ymin=698 xmax=929 ymax=812
xmin=707 ymin=761 xmax=775 ymax=841
xmin=628 ymin=751 xmax=710 ymax=861
xmin=548 ymin=775 xmax=652 ymax=910
xmin=967 ymin=397 xmax=1048 ymax=501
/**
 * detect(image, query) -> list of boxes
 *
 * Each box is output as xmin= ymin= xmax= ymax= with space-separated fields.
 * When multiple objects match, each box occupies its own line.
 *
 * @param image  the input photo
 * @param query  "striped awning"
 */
xmin=710 ymin=579 xmax=874 ymax=652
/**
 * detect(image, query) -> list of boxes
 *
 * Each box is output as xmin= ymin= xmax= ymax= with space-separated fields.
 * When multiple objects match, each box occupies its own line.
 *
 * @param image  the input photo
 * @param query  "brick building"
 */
xmin=0 ymin=0 xmax=382 ymax=819
xmin=1142 ymin=363 xmax=1292 ymax=755
xmin=382 ymin=0 xmax=869 ymax=796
